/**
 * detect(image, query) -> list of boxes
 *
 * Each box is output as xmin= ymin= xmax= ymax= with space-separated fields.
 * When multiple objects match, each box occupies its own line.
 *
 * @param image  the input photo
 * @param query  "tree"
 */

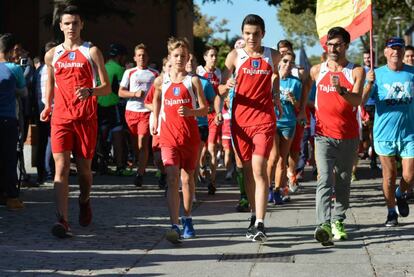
xmin=277 ymin=1 xmax=318 ymax=48
xmin=275 ymin=0 xmax=414 ymax=64
xmin=193 ymin=3 xmax=232 ymax=69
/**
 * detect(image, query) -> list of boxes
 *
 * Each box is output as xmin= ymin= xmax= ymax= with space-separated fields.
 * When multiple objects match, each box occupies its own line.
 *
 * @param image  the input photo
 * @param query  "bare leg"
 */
xmin=137 ymin=135 xmax=149 ymax=176
xmin=181 ymin=168 xmax=195 ymax=216
xmin=251 ymin=154 xmax=269 ymax=221
xmin=379 ymin=156 xmax=397 ymax=208
xmin=53 ymin=152 xmax=71 ymax=221
xmin=166 ymin=165 xmax=180 ymax=225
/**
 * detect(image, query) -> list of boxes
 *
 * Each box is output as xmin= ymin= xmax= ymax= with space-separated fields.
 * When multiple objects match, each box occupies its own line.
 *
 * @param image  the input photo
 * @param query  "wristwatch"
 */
xmin=87 ymin=88 xmax=94 ymax=97
xmin=338 ymin=87 xmax=347 ymax=96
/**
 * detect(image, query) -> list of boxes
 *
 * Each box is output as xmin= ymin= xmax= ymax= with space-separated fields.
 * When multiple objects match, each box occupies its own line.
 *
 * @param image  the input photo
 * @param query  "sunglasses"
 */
xmin=282 ymin=59 xmax=294 ymax=65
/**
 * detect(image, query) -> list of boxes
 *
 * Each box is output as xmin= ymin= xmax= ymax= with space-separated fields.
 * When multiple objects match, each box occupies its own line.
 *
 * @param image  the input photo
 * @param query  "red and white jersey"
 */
xmin=120 ymin=67 xmax=158 ymax=112
xmin=159 ymin=74 xmax=200 ymax=146
xmin=232 ymin=47 xmax=276 ymax=127
xmin=52 ymin=42 xmax=97 ymax=120
xmin=196 ymin=65 xmax=221 ymax=94
xmin=315 ymin=62 xmax=359 ymax=139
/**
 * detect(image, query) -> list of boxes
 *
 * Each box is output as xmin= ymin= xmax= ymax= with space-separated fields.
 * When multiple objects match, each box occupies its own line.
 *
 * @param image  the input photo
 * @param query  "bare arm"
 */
xmin=361 ymin=69 xmax=375 ymax=105
xmin=88 ymin=46 xmax=110 ymax=96
xmin=297 ymin=68 xmax=310 ymax=120
xmin=178 ymin=76 xmax=208 ymax=117
xmin=151 ymin=76 xmax=163 ymax=135
xmin=271 ymin=49 xmax=282 ymax=116
xmin=218 ymin=49 xmax=237 ymax=96
xmin=340 ymin=66 xmax=365 ymax=107
xmin=40 ymin=48 xmax=55 ymax=122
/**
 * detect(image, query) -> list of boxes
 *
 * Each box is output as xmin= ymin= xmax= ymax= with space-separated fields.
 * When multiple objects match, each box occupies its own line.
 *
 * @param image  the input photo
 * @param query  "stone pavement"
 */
xmin=1 ymin=161 xmax=414 ymax=276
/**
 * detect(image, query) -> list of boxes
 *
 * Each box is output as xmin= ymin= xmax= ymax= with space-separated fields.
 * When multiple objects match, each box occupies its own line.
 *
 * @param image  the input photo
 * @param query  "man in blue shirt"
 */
xmin=0 ymin=33 xmax=27 ymax=210
xmin=363 ymin=37 xmax=414 ymax=227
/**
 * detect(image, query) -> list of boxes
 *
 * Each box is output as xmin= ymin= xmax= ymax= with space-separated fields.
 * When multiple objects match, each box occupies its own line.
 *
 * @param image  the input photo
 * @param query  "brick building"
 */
xmin=0 ymin=0 xmax=194 ymax=67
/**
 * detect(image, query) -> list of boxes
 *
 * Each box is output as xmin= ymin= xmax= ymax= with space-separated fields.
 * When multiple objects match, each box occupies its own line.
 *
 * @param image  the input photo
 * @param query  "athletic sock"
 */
xmin=255 ymin=218 xmax=264 ymax=227
xmin=236 ymin=167 xmax=246 ymax=196
xmin=395 ymin=186 xmax=402 ymax=198
xmin=388 ymin=207 xmax=397 ymax=215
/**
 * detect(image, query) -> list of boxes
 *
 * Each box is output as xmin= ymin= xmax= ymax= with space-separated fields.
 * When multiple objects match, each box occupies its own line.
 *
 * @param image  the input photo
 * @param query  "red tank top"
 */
xmin=232 ymin=47 xmax=276 ymax=127
xmin=159 ymin=74 xmax=200 ymax=146
xmin=52 ymin=42 xmax=97 ymax=121
xmin=315 ymin=62 xmax=359 ymax=139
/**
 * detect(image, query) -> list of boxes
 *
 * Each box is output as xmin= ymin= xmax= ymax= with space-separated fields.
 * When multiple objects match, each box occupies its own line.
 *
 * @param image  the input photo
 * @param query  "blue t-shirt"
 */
xmin=197 ymin=75 xmax=215 ymax=127
xmin=276 ymin=75 xmax=302 ymax=127
xmin=371 ymin=64 xmax=414 ymax=141
xmin=0 ymin=62 xmax=26 ymax=119
xmin=364 ymin=65 xmax=376 ymax=106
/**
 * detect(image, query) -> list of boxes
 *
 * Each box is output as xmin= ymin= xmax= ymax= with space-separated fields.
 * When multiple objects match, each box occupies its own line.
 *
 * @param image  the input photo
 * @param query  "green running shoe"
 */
xmin=331 ymin=220 xmax=348 ymax=240
xmin=314 ymin=223 xmax=333 ymax=246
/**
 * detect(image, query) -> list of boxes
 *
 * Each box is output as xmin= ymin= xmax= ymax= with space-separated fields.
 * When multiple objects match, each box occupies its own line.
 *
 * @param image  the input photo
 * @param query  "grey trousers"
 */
xmin=315 ymin=135 xmax=359 ymax=225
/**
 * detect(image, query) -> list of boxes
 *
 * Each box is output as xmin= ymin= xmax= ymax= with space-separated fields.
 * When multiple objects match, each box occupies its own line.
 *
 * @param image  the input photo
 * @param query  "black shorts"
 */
xmin=198 ymin=126 xmax=209 ymax=143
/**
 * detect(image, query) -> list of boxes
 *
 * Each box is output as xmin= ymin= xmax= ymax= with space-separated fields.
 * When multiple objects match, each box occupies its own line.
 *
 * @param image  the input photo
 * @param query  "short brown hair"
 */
xmin=167 ymin=37 xmax=189 ymax=54
xmin=281 ymin=51 xmax=295 ymax=60
xmin=134 ymin=43 xmax=146 ymax=52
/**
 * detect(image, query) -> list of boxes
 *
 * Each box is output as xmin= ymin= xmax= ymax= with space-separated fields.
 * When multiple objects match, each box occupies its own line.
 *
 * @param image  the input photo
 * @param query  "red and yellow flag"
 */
xmin=315 ymin=0 xmax=372 ymax=46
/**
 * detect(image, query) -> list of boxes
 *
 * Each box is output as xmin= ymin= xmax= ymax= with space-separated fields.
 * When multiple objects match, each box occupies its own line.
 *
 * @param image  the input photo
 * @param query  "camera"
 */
xmin=20 ymin=58 xmax=28 ymax=66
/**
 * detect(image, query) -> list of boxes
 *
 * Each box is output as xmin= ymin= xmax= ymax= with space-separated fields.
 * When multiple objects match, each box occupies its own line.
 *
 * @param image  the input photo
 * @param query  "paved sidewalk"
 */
xmin=1 ymin=162 xmax=414 ymax=276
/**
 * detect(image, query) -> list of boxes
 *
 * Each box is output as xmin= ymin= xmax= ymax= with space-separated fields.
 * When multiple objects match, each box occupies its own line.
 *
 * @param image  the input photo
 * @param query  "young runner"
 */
xmin=40 ymin=5 xmax=110 ymax=238
xmin=219 ymin=14 xmax=281 ymax=242
xmin=267 ymin=51 xmax=302 ymax=205
xmin=119 ymin=44 xmax=158 ymax=187
xmin=196 ymin=45 xmax=222 ymax=194
xmin=152 ymin=38 xmax=208 ymax=243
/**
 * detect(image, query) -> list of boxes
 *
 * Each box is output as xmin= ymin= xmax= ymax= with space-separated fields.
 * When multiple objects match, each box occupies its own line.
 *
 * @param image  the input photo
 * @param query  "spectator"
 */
xmin=0 ymin=33 xmax=27 ymax=210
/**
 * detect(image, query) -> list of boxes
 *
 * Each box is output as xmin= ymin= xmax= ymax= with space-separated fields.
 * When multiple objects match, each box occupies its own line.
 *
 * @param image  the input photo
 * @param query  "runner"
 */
xmin=362 ymin=37 xmax=414 ymax=227
xmin=186 ymin=54 xmax=216 ymax=201
xmin=40 ymin=5 xmax=110 ymax=238
xmin=144 ymin=57 xmax=171 ymax=190
xmin=267 ymin=51 xmax=302 ymax=205
xmin=196 ymin=45 xmax=222 ymax=194
xmin=119 ymin=43 xmax=158 ymax=187
xmin=219 ymin=14 xmax=281 ymax=242
xmin=310 ymin=27 xmax=365 ymax=245
xmin=152 ymin=37 xmax=208 ymax=243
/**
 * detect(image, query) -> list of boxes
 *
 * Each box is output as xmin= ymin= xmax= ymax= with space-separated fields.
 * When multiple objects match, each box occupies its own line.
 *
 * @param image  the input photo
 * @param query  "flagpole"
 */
xmin=369 ymin=3 xmax=374 ymax=70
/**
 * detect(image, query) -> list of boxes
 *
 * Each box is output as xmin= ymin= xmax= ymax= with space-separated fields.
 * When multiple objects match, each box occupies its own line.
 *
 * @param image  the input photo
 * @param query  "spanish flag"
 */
xmin=315 ymin=0 xmax=372 ymax=46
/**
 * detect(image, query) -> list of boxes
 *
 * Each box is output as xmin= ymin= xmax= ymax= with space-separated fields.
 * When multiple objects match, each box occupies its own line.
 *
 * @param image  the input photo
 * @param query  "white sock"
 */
xmin=255 ymin=218 xmax=264 ymax=227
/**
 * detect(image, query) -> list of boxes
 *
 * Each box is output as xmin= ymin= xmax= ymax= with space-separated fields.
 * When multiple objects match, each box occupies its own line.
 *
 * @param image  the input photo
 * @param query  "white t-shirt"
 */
xmin=120 ymin=67 xmax=158 ymax=112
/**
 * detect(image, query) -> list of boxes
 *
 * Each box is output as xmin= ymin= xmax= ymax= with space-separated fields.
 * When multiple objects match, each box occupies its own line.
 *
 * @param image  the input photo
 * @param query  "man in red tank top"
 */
xmin=40 ymin=5 xmax=110 ymax=238
xmin=219 ymin=14 xmax=282 ymax=242
xmin=310 ymin=27 xmax=365 ymax=246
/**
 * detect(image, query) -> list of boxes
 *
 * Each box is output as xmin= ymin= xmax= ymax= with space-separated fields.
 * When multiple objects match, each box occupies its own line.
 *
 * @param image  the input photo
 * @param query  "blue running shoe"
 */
xmin=182 ymin=217 xmax=196 ymax=239
xmin=268 ymin=187 xmax=274 ymax=203
xmin=273 ymin=190 xmax=283 ymax=205
xmin=396 ymin=187 xmax=409 ymax=217
xmin=166 ymin=224 xmax=182 ymax=244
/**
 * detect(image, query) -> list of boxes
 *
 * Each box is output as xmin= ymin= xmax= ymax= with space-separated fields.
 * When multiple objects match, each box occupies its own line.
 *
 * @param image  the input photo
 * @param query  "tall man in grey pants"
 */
xmin=309 ymin=27 xmax=365 ymax=246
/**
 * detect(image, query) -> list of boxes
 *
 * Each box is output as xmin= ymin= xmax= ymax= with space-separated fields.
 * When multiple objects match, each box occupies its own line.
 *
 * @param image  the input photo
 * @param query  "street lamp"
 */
xmin=393 ymin=16 xmax=403 ymax=37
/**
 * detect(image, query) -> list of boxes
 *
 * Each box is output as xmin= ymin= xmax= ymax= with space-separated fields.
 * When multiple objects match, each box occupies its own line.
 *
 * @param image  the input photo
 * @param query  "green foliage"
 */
xmin=277 ymin=1 xmax=318 ymax=48
xmin=193 ymin=3 xmax=232 ymax=70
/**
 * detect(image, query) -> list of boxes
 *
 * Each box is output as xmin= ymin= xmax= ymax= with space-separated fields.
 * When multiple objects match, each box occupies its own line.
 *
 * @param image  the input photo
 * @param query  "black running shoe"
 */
xmin=207 ymin=182 xmax=216 ymax=195
xmin=250 ymin=222 xmax=267 ymax=242
xmin=51 ymin=217 xmax=73 ymax=238
xmin=396 ymin=190 xmax=409 ymax=217
xmin=385 ymin=212 xmax=398 ymax=227
xmin=245 ymin=215 xmax=256 ymax=239
xmin=134 ymin=174 xmax=143 ymax=187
